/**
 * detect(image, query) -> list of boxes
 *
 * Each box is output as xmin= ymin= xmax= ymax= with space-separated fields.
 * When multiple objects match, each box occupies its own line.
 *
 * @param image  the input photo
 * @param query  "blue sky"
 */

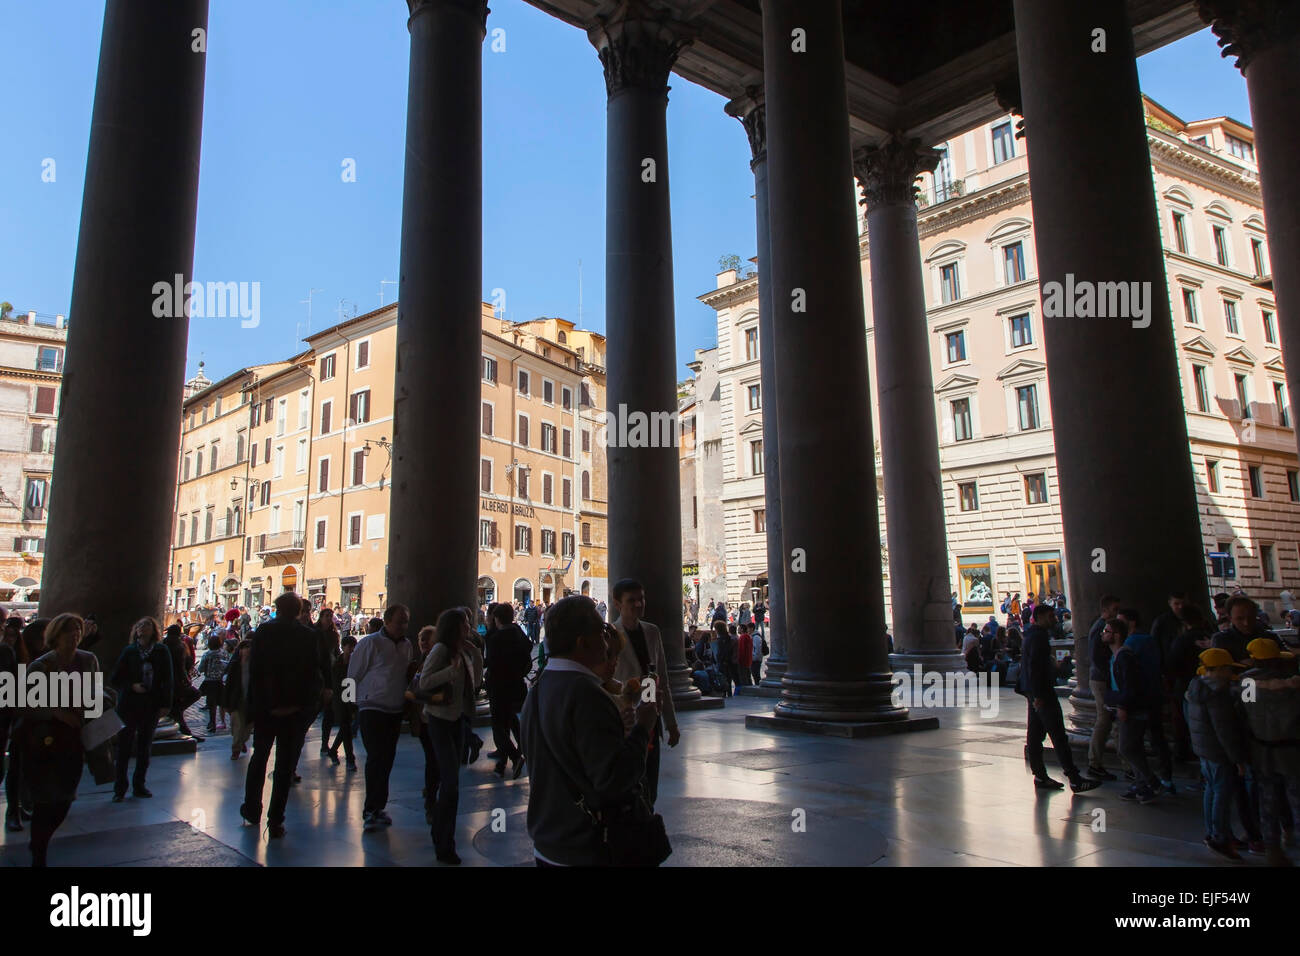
xmin=0 ymin=2 xmax=1249 ymax=382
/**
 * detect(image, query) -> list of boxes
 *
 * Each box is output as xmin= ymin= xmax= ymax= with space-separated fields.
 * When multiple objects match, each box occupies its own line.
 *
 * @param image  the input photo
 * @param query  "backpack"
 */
xmin=760 ymin=635 xmax=769 ymax=656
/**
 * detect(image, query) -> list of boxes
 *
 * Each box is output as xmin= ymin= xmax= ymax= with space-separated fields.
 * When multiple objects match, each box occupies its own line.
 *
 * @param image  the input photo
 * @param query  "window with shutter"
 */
xmin=352 ymin=450 xmax=365 ymax=486
xmin=320 ymin=401 xmax=332 ymax=434
xmin=543 ymin=380 xmax=554 ymax=404
xmin=582 ymin=471 xmax=590 ymax=500
xmin=582 ymin=430 xmax=590 ymax=453
xmin=264 ymin=438 xmax=271 ymax=464
xmin=518 ymin=415 xmax=528 ymax=446
xmin=236 ymin=433 xmax=245 ymax=463
xmin=562 ymin=429 xmax=572 ymax=459
xmin=543 ymin=473 xmax=553 ymax=504
xmin=319 ymin=458 xmax=330 ymax=493
xmin=357 ymin=341 xmax=370 ymax=368
xmin=480 ymin=459 xmax=492 ymax=493
xmin=563 ymin=478 xmax=572 ymax=510
xmin=34 ymin=386 xmax=56 ymax=415
xmin=482 ymin=402 xmax=493 ymax=436
xmin=350 ymin=514 xmax=362 ymax=546
xmin=316 ymin=519 xmax=327 ymax=550
xmin=491 ymin=521 xmax=499 ymax=548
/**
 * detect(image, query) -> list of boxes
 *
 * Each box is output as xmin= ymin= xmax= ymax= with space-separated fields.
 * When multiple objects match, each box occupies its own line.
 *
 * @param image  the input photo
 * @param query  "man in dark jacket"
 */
xmin=1185 ymin=647 xmax=1248 ymax=860
xmin=1237 ymin=638 xmax=1300 ymax=866
xmin=1117 ymin=608 xmax=1175 ymax=792
xmin=1214 ymin=596 xmax=1285 ymax=664
xmin=162 ymin=624 xmax=201 ymax=740
xmin=240 ymin=592 xmax=323 ymax=837
xmin=110 ymin=624 xmax=174 ymax=801
xmin=1107 ymin=616 xmax=1159 ymax=803
xmin=1017 ymin=604 xmax=1099 ymax=793
xmin=1085 ymin=594 xmax=1121 ymax=780
xmin=485 ymin=602 xmax=533 ymax=778
xmin=520 ymin=596 xmax=658 ymax=866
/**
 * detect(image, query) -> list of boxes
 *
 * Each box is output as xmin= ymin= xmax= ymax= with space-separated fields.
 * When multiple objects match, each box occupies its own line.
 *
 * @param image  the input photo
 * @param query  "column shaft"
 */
xmin=1013 ymin=0 xmax=1209 ymax=629
xmin=856 ymin=139 xmax=965 ymax=671
xmin=388 ymin=0 xmax=486 ymax=630
xmin=592 ymin=10 xmax=699 ymax=703
xmin=761 ymin=0 xmax=903 ymax=722
xmin=40 ymin=0 xmax=209 ymax=663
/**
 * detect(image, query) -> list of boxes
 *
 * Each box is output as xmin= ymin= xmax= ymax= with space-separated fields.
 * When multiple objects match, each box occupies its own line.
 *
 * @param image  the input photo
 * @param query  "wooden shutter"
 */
xmin=264 ymin=438 xmax=271 ymax=464
xmin=563 ymin=429 xmax=572 ymax=459
xmin=563 ymin=478 xmax=572 ymax=510
xmin=349 ymin=392 xmax=359 ymax=424
xmin=319 ymin=458 xmax=329 ymax=493
xmin=321 ymin=402 xmax=331 ymax=434
xmin=316 ymin=521 xmax=326 ymax=549
xmin=34 ymin=387 xmax=56 ymax=415
xmin=480 ymin=459 xmax=491 ymax=493
xmin=481 ymin=402 xmax=492 ymax=435
xmin=490 ymin=521 xmax=499 ymax=548
xmin=357 ymin=341 xmax=369 ymax=367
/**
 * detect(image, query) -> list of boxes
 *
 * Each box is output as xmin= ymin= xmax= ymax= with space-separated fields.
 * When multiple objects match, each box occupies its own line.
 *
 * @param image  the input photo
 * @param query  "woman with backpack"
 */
xmin=196 ymin=634 xmax=229 ymax=733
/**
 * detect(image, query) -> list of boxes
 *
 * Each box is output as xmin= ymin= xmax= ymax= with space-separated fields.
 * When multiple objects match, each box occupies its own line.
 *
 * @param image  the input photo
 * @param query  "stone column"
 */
xmin=40 ymin=0 xmax=209 ymax=665
xmin=726 ymin=90 xmax=788 ymax=693
xmin=1199 ymin=2 xmax=1300 ymax=457
xmin=747 ymin=0 xmax=930 ymax=734
xmin=1012 ymin=0 xmax=1209 ymax=634
xmin=589 ymin=3 xmax=702 ymax=706
xmin=854 ymin=136 xmax=966 ymax=674
xmin=388 ymin=0 xmax=486 ymax=632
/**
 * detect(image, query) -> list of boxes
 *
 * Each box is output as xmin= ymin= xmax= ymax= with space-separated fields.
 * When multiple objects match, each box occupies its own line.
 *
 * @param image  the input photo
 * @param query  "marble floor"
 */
xmin=0 ymin=688 xmax=1247 ymax=866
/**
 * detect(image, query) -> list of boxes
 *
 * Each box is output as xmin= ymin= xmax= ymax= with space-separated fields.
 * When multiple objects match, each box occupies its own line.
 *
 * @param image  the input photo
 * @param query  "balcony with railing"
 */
xmin=254 ymin=530 xmax=305 ymax=556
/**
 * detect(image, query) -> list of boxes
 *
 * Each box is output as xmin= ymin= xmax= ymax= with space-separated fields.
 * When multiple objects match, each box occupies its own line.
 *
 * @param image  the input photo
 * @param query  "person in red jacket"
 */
xmin=735 ymin=624 xmax=754 ymax=688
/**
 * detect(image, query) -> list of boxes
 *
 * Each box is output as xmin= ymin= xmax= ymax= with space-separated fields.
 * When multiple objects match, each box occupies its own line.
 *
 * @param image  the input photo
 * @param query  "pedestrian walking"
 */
xmin=348 ymin=604 xmax=416 ymax=832
xmin=110 ymin=617 xmax=173 ymax=801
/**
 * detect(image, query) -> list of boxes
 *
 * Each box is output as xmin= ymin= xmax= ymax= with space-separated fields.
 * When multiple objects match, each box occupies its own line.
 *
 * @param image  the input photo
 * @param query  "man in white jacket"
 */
xmin=611 ymin=579 xmax=680 ymax=809
xmin=347 ymin=604 xmax=414 ymax=831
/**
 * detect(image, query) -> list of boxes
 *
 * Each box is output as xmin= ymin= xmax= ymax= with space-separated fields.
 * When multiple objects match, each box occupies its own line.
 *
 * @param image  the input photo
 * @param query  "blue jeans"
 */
xmin=1200 ymin=759 xmax=1233 ymax=842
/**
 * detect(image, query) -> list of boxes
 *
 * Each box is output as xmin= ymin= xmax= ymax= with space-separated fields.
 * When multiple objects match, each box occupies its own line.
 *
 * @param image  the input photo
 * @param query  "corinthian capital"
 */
xmin=588 ymin=1 xmax=693 ymax=98
xmin=724 ymin=88 xmax=766 ymax=166
xmin=406 ymin=0 xmax=489 ymax=34
xmin=852 ymin=134 xmax=942 ymax=210
xmin=1196 ymin=0 xmax=1300 ymax=73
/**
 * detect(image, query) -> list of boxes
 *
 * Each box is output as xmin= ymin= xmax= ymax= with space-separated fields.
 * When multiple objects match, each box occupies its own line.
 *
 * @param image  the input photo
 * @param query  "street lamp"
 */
xmin=362 ymin=436 xmax=393 ymax=489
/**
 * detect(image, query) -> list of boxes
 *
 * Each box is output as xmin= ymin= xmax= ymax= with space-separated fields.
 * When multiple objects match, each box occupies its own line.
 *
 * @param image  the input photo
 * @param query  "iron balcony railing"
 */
xmin=255 ymin=530 xmax=305 ymax=555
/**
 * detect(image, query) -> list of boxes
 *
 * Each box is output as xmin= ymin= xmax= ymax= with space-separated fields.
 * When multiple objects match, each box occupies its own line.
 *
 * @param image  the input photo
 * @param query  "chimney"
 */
xmin=27 ymin=310 xmax=36 ymax=326
xmin=55 ymin=314 xmax=66 ymax=329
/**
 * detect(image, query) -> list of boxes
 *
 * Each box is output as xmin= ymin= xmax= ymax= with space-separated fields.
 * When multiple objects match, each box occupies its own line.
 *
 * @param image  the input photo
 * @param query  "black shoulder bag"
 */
xmin=537 ymin=677 xmax=671 ymax=867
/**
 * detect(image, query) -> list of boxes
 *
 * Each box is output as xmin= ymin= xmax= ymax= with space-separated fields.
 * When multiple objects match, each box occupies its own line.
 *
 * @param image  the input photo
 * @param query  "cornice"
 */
xmin=697 ymin=274 xmax=759 ymax=308
xmin=0 ymin=366 xmax=62 ymax=384
xmin=1147 ymin=133 xmax=1261 ymax=200
xmin=915 ymin=176 xmax=1031 ymax=241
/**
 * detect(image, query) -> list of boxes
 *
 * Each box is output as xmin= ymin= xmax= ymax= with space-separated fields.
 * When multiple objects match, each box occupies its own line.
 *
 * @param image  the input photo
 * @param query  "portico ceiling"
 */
xmin=524 ymin=0 xmax=1206 ymax=146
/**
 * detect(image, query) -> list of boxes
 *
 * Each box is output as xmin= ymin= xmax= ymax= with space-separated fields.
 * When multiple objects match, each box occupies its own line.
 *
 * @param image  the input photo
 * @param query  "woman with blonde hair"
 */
xmin=110 ymin=617 xmax=173 ymax=801
xmin=18 ymin=613 xmax=100 ymax=866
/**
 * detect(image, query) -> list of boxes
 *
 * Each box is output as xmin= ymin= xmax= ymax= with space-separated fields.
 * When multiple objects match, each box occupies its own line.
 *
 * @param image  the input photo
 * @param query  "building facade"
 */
xmin=706 ymin=98 xmax=1297 ymax=625
xmin=168 ymin=304 xmax=607 ymax=620
xmin=0 ymin=310 xmax=67 ymax=601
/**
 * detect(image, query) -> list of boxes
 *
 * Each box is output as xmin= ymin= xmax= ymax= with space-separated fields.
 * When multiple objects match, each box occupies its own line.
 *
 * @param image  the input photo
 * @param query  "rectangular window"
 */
xmin=260 ymin=482 xmax=272 ymax=507
xmin=190 ymin=513 xmax=198 ymax=544
xmin=23 ymin=477 xmax=48 ymax=520
xmin=34 ymin=386 xmax=56 ymax=416
xmin=541 ymin=530 xmax=556 ymax=556
xmin=951 ymin=398 xmax=973 ymax=442
xmin=1235 ymin=373 xmax=1251 ymax=419
xmin=482 ymin=402 xmax=493 ymax=437
xmin=479 ymin=518 xmax=493 ymax=549
xmin=1249 ymin=464 xmax=1264 ymax=499
xmin=1274 ymin=382 xmax=1290 ymax=427
xmin=264 ymin=437 xmax=271 ymax=465
xmin=297 ymin=390 xmax=309 ymax=430
xmin=582 ymin=430 xmax=590 ymax=454
xmin=320 ymin=400 xmax=332 ymax=435
xmin=1207 ymin=458 xmax=1220 ymax=494
xmin=1252 ymin=238 xmax=1267 ymax=277
xmin=183 ymin=454 xmax=191 ymax=482
xmin=956 ymin=554 xmax=994 ymax=611
xmin=1224 ymin=299 xmax=1240 ymax=336
xmin=349 ymin=514 xmax=362 ymax=547
xmin=518 ymin=370 xmax=530 ymax=396
xmin=348 ymin=390 xmax=371 ymax=425
xmin=356 ymin=340 xmax=370 ymax=370
xmin=1227 ymin=134 xmax=1255 ymax=162
xmin=1193 ymin=364 xmax=1211 ymax=413
xmin=543 ymin=380 xmax=554 ymax=405
xmin=480 ymin=459 xmax=492 ymax=494
xmin=991 ymin=121 xmax=1015 ymax=164
xmin=940 ymin=263 xmax=960 ymax=304
xmin=1288 ymin=470 xmax=1299 ymax=502
xmin=543 ymin=473 xmax=553 ymax=505
xmin=562 ymin=428 xmax=573 ymax=459
xmin=748 ymin=383 xmax=762 ymax=410
xmin=294 ymin=439 xmax=306 ymax=473
xmin=251 ymin=402 xmax=262 ymax=427
xmin=1262 ymin=543 xmax=1277 ymax=582
xmin=562 ymin=477 xmax=572 ymax=510
xmin=945 ymin=331 xmax=966 ymax=364
xmin=745 ymin=327 xmax=759 ymax=361
xmin=210 ymin=444 xmax=219 ymax=473
xmin=1009 ymin=313 xmax=1032 ymax=348
xmin=263 ymin=398 xmax=273 ymax=423
xmin=482 ymin=356 xmax=498 ymax=384
xmin=273 ymin=446 xmax=284 ymax=478
xmin=236 ymin=432 xmax=245 ymax=463
xmin=318 ymin=458 xmax=330 ymax=493
xmin=195 ymin=449 xmax=203 ymax=477
xmin=515 ymin=524 xmax=531 ymax=554
xmin=1016 ymin=384 xmax=1040 ymax=430
xmin=541 ymin=424 xmax=557 ymax=454
xmin=1213 ymin=225 xmax=1230 ymax=267
xmin=751 ymin=440 xmax=764 ymax=476
xmin=1263 ymin=310 xmax=1276 ymax=345
xmin=517 ymin=469 xmax=530 ymax=499
xmin=561 ymin=531 xmax=574 ymax=558
xmin=320 ymin=354 xmax=336 ymax=380
xmin=36 ymin=347 xmax=62 ymax=372
xmin=562 ymin=387 xmax=572 ymax=411
xmin=315 ymin=518 xmax=327 ymax=551
xmin=1024 ymin=472 xmax=1048 ymax=505
xmin=1003 ymin=242 xmax=1026 ymax=284
xmin=517 ymin=415 xmax=529 ymax=446
xmin=958 ymin=481 xmax=979 ymax=512
xmin=276 ymin=399 xmax=287 ymax=436
xmin=1171 ymin=211 xmax=1188 ymax=254
xmin=29 ymin=424 xmax=52 ymax=454
xmin=178 ymin=522 xmax=185 ymax=547
xmin=351 ymin=449 xmax=365 ymax=487
xmin=754 ymin=509 xmax=766 ymax=533
xmin=1182 ymin=288 xmax=1199 ymax=325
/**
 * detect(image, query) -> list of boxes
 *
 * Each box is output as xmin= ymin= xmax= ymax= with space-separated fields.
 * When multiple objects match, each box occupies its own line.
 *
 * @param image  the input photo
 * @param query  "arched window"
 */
xmin=581 ymin=470 xmax=591 ymax=500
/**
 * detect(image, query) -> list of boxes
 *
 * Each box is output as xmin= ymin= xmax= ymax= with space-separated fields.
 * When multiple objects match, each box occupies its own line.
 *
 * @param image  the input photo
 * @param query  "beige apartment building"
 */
xmin=706 ymin=95 xmax=1298 ymax=624
xmin=0 ymin=309 xmax=68 ymax=601
xmin=169 ymin=303 xmax=608 ymax=619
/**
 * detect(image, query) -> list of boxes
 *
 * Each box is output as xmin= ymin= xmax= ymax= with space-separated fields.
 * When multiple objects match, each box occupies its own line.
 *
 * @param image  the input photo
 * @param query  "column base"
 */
xmin=737 ymin=684 xmax=783 ymax=698
xmin=747 ymin=713 xmax=939 ymax=738
xmin=668 ymin=664 xmax=705 ymax=707
xmin=888 ymin=649 xmax=967 ymax=672
xmin=150 ymin=719 xmax=198 ymax=756
xmin=772 ymin=673 xmax=909 ymax=723
xmin=677 ymin=695 xmax=727 ymax=711
xmin=758 ymin=658 xmax=787 ymax=689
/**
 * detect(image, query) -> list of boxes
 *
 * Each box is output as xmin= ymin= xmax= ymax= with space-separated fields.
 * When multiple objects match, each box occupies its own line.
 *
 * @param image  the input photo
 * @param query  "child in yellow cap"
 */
xmin=1185 ymin=647 xmax=1248 ymax=860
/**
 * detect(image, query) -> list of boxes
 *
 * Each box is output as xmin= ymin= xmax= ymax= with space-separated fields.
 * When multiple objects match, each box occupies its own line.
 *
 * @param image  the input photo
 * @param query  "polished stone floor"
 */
xmin=0 ymin=688 xmax=1247 ymax=866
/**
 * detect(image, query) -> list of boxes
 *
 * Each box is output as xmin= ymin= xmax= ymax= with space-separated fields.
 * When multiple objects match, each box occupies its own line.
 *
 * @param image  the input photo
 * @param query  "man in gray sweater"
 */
xmin=521 ymin=596 xmax=658 ymax=866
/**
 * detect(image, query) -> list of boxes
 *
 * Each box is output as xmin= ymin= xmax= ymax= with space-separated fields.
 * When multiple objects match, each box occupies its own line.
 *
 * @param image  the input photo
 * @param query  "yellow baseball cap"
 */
xmin=1246 ymin=638 xmax=1295 ymax=661
xmin=1197 ymin=647 xmax=1245 ymax=674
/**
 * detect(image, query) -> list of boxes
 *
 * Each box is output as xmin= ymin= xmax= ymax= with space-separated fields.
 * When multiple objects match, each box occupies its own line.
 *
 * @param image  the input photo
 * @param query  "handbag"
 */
xmin=536 ymin=679 xmax=671 ymax=867
xmin=409 ymin=651 xmax=453 ymax=705
xmin=81 ymin=710 xmax=124 ymax=752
